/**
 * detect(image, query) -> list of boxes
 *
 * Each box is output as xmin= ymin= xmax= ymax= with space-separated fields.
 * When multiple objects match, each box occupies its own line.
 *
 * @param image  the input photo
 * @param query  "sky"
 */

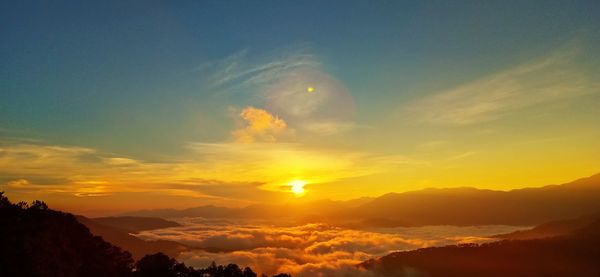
xmin=1 ymin=0 xmax=600 ymax=215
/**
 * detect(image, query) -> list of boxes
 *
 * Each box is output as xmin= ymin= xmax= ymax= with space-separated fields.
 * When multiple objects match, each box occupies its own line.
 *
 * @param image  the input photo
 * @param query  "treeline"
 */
xmin=133 ymin=252 xmax=290 ymax=277
xmin=0 ymin=192 xmax=290 ymax=277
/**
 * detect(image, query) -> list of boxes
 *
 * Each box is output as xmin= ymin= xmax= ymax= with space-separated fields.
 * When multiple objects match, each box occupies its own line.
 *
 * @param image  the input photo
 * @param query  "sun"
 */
xmin=289 ymin=180 xmax=306 ymax=196
xmin=306 ymin=86 xmax=315 ymax=93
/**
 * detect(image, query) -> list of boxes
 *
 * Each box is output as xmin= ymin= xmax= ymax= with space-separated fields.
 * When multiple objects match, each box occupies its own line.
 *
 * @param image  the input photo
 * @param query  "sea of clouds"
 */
xmin=134 ymin=218 xmax=527 ymax=276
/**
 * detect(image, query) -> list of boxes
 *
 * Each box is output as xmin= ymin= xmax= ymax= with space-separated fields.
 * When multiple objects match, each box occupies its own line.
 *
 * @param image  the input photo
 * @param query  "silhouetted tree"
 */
xmin=224 ymin=263 xmax=242 ymax=276
xmin=30 ymin=199 xmax=48 ymax=210
xmin=242 ymin=267 xmax=257 ymax=277
xmin=134 ymin=252 xmax=190 ymax=277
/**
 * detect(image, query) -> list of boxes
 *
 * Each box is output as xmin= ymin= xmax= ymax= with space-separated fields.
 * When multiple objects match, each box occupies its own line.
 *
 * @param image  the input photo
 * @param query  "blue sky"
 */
xmin=3 ymin=1 xmax=598 ymax=154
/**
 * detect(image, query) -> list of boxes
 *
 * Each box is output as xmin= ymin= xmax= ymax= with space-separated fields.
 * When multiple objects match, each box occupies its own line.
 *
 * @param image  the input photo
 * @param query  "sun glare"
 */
xmin=307 ymin=86 xmax=315 ymax=93
xmin=289 ymin=180 xmax=306 ymax=196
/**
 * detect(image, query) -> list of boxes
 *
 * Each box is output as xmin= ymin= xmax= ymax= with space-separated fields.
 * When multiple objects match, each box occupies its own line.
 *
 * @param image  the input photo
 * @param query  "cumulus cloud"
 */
xmin=403 ymin=42 xmax=599 ymax=125
xmin=135 ymin=221 xmax=525 ymax=276
xmin=232 ymin=106 xmax=290 ymax=143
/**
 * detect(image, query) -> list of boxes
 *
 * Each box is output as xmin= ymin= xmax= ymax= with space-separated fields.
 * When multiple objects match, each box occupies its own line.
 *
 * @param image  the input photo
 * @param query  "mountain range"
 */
xmin=75 ymin=215 xmax=186 ymax=260
xmin=123 ymin=173 xmax=600 ymax=227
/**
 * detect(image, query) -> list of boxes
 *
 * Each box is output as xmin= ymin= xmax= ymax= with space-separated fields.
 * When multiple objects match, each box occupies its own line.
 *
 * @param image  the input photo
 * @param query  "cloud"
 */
xmin=187 ymin=142 xmax=402 ymax=193
xmin=203 ymin=46 xmax=356 ymax=136
xmin=403 ymin=42 xmax=599 ymax=125
xmin=232 ymin=106 xmax=290 ymax=143
xmin=135 ymin=222 xmax=525 ymax=276
xmin=0 ymin=142 xmax=225 ymax=200
xmin=300 ymin=121 xmax=359 ymax=135
xmin=205 ymin=45 xmax=321 ymax=89
xmin=0 ymin=140 xmax=399 ymax=203
xmin=3 ymin=178 xmax=109 ymax=197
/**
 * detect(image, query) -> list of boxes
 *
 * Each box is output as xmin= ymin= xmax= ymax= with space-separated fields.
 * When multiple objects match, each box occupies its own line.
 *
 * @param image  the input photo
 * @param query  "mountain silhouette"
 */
xmin=123 ymin=173 xmax=600 ymax=227
xmin=349 ymin=173 xmax=600 ymax=226
xmin=91 ymin=216 xmax=181 ymax=233
xmin=75 ymin=215 xmax=186 ymax=260
xmin=122 ymin=199 xmax=371 ymax=222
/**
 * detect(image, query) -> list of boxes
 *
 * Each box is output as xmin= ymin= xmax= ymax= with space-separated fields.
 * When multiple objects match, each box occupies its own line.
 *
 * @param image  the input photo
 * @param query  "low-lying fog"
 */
xmin=134 ymin=218 xmax=528 ymax=276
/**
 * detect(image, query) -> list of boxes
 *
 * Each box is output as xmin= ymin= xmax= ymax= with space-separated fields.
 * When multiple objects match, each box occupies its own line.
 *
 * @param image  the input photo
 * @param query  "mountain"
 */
xmin=76 ymin=216 xmax=186 ymax=260
xmin=350 ymin=173 xmax=600 ymax=226
xmin=494 ymin=212 xmax=600 ymax=240
xmin=122 ymin=173 xmax=600 ymax=227
xmin=122 ymin=198 xmax=372 ymax=221
xmin=91 ymin=216 xmax=181 ymax=233
xmin=122 ymin=205 xmax=245 ymax=218
xmin=360 ymin=218 xmax=600 ymax=277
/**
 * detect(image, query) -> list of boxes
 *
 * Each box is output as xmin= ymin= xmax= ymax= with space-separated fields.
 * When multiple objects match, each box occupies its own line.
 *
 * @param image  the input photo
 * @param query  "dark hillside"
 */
xmin=0 ymin=193 xmax=133 ymax=277
xmin=0 ymin=192 xmax=288 ymax=277
xmin=361 ymin=218 xmax=600 ymax=277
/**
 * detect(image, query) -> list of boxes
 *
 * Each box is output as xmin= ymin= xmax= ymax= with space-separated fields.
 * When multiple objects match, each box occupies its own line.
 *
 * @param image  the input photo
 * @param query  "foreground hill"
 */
xmin=0 ymin=193 xmax=133 ymax=277
xmin=123 ymin=173 xmax=600 ymax=227
xmin=76 ymin=216 xmax=186 ymax=260
xmin=360 ymin=219 xmax=600 ymax=277
xmin=0 ymin=192 xmax=289 ymax=277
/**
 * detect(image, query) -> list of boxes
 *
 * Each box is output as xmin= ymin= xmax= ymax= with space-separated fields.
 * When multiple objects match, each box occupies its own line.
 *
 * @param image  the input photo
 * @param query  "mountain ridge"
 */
xmin=122 ymin=173 xmax=600 ymax=227
xmin=75 ymin=215 xmax=186 ymax=260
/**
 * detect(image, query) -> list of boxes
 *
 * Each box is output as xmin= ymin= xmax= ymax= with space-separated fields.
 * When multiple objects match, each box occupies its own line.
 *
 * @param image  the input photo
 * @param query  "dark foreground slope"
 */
xmin=0 ymin=193 xmax=133 ymax=277
xmin=0 ymin=192 xmax=289 ymax=277
xmin=360 ymin=220 xmax=600 ymax=277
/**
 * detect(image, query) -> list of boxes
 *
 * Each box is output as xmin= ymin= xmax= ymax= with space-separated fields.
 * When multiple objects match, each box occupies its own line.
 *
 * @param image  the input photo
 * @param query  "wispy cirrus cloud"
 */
xmin=201 ymin=45 xmax=357 ymax=136
xmin=205 ymin=46 xmax=321 ymax=89
xmin=403 ymin=42 xmax=599 ymax=125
